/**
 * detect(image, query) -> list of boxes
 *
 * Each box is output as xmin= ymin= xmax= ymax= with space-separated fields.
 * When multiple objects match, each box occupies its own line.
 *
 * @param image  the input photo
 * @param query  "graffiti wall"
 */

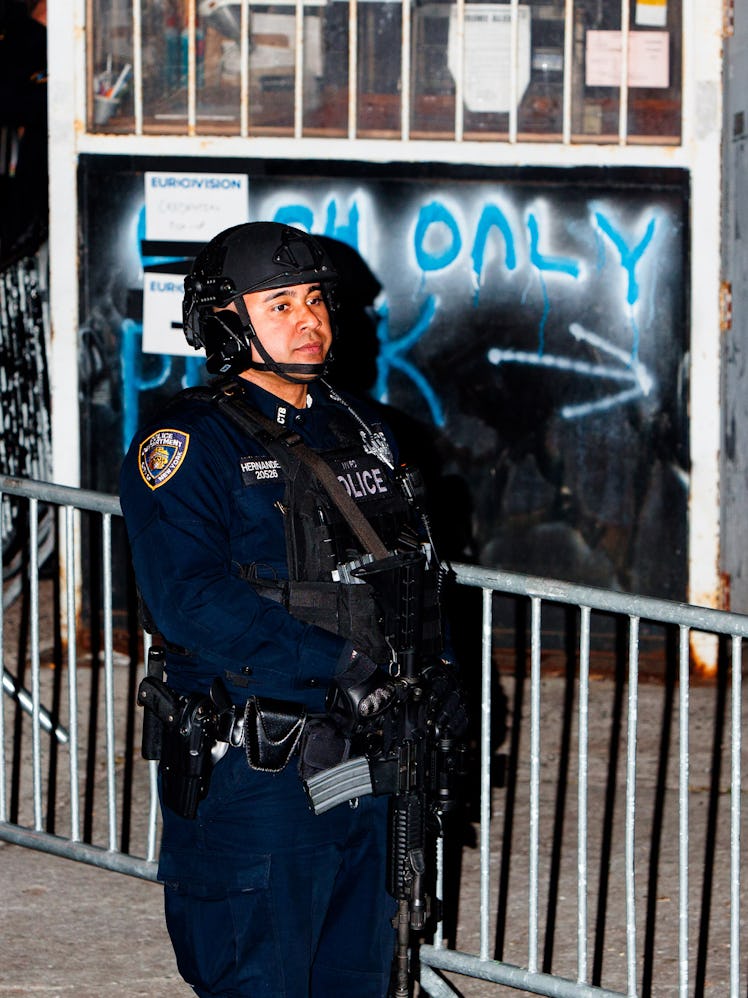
xmin=79 ymin=158 xmax=689 ymax=599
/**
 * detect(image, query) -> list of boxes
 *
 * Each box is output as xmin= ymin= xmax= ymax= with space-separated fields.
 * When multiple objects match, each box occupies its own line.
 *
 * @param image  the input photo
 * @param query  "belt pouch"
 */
xmin=244 ymin=697 xmax=306 ymax=772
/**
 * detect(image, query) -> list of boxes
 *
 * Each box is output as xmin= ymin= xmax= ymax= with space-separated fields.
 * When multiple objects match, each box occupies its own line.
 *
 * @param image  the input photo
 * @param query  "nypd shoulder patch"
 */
xmin=138 ymin=429 xmax=190 ymax=490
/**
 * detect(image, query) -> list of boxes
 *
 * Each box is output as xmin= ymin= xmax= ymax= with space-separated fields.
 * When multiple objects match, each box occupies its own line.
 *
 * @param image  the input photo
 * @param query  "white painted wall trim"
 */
xmin=46 ymin=0 xmax=85 ymax=488
xmin=682 ymin=0 xmax=724 ymax=611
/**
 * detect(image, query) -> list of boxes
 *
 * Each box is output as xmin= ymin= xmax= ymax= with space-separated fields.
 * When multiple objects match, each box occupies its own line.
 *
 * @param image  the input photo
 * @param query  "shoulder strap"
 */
xmin=214 ymin=384 xmax=390 ymax=561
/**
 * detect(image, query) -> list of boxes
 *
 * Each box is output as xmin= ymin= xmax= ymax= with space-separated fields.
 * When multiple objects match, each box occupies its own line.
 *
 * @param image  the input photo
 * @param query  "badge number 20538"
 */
xmin=138 ymin=429 xmax=191 ymax=490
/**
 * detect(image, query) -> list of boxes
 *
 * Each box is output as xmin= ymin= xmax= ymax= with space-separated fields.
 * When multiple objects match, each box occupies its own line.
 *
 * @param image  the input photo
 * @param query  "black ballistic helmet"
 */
xmin=183 ymin=221 xmax=338 ymax=380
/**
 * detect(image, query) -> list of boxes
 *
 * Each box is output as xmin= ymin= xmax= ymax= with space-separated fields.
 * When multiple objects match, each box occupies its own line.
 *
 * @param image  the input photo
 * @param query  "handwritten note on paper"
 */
xmin=448 ymin=4 xmax=531 ymax=113
xmin=585 ymin=31 xmax=669 ymax=89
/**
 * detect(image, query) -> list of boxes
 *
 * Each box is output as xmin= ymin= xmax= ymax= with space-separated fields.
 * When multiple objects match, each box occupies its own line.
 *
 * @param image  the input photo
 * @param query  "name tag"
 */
xmin=240 ymin=457 xmax=282 ymax=484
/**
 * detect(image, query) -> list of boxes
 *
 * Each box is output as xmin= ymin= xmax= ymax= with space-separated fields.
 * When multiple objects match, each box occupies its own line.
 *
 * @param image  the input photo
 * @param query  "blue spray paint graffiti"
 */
xmin=123 ymin=192 xmax=662 ymax=450
xmin=80 ymin=164 xmax=687 ymax=596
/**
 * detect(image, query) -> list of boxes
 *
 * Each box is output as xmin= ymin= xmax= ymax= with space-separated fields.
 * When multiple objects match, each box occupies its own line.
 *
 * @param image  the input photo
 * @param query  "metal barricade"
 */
xmin=0 ymin=475 xmax=158 ymax=880
xmin=421 ymin=566 xmax=748 ymax=998
xmin=2 ymin=475 xmax=747 ymax=996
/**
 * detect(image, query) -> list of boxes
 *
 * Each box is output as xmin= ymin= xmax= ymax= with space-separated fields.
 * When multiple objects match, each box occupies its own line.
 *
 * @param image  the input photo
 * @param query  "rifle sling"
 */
xmin=215 ymin=388 xmax=390 ymax=561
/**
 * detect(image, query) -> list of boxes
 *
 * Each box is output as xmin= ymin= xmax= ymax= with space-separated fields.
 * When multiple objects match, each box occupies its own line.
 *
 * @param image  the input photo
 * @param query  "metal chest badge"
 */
xmin=138 ymin=429 xmax=190 ymax=490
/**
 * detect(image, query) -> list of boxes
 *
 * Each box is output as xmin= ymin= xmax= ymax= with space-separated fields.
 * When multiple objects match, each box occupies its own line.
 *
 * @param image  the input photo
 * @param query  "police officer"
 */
xmin=119 ymin=222 xmax=442 ymax=997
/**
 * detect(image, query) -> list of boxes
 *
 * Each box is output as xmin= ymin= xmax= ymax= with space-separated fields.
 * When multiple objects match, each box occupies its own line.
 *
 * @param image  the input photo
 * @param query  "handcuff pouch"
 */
xmin=243 ymin=696 xmax=307 ymax=772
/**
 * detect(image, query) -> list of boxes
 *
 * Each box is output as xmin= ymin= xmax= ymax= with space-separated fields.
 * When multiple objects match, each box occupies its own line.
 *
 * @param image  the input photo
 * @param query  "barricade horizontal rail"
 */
xmin=2 ymin=475 xmax=747 ymax=996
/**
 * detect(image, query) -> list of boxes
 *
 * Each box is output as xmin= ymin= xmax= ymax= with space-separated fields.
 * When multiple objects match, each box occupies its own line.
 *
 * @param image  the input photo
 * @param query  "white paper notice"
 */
xmin=448 ymin=4 xmax=531 ymax=113
xmin=585 ymin=31 xmax=669 ymax=89
xmin=636 ymin=0 xmax=667 ymax=28
xmin=144 ymin=172 xmax=249 ymax=242
xmin=142 ymin=272 xmax=199 ymax=357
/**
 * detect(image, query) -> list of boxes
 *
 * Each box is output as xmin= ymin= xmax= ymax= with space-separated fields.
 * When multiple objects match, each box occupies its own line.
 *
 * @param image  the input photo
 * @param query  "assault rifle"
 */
xmin=305 ymin=550 xmax=468 ymax=998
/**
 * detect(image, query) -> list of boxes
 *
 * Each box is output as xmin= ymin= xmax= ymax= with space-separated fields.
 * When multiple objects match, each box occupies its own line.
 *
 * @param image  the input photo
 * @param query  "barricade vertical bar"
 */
xmin=678 ymin=625 xmax=690 ymax=998
xmin=30 ymin=497 xmax=43 ymax=830
xmin=479 ymin=586 xmax=493 ymax=961
xmin=0 ymin=490 xmax=6 ymax=822
xmin=65 ymin=505 xmax=81 ymax=841
xmin=102 ymin=512 xmax=118 ymax=851
xmin=625 ymin=615 xmax=639 ymax=997
xmin=528 ymin=595 xmax=542 ymax=974
xmin=729 ymin=635 xmax=742 ymax=996
xmin=577 ymin=605 xmax=591 ymax=983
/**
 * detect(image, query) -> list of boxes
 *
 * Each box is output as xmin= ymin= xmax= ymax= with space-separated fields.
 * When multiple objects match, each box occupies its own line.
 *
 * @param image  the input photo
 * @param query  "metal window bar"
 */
xmin=240 ymin=0 xmax=250 ymax=137
xmin=92 ymin=0 xmax=674 ymax=147
xmin=348 ymin=0 xmax=358 ymax=138
xmin=562 ymin=0 xmax=574 ymax=144
xmin=508 ymin=0 xmax=520 ymax=144
xmin=294 ymin=0 xmax=304 ymax=138
xmin=619 ymin=0 xmax=630 ymax=146
xmin=187 ymin=0 xmax=198 ymax=136
xmin=132 ymin=0 xmax=144 ymax=136
xmin=453 ymin=0 xmax=466 ymax=142
xmin=401 ymin=0 xmax=411 ymax=142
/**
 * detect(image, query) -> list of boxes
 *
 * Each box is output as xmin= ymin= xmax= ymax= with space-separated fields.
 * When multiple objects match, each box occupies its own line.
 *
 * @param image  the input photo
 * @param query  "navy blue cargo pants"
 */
xmin=158 ymin=748 xmax=395 ymax=997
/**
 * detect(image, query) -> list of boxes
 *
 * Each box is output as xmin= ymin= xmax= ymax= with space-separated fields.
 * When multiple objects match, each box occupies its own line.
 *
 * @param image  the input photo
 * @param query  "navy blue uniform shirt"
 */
xmin=119 ymin=377 xmax=399 ymax=712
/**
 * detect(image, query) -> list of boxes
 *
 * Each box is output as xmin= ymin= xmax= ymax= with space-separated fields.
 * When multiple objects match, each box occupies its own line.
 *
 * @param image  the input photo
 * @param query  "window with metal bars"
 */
xmin=87 ymin=0 xmax=681 ymax=144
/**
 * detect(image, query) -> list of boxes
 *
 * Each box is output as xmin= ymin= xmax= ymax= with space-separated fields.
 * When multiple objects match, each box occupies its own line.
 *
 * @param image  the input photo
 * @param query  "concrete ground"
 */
xmin=2 ymin=656 xmax=746 ymax=998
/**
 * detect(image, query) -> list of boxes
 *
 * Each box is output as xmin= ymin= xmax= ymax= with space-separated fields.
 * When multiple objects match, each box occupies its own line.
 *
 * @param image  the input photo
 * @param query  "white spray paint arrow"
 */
xmin=487 ymin=321 xmax=655 ymax=419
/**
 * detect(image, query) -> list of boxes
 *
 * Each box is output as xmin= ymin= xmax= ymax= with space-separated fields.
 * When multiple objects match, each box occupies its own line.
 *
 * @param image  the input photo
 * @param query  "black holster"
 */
xmin=138 ymin=676 xmax=218 ymax=820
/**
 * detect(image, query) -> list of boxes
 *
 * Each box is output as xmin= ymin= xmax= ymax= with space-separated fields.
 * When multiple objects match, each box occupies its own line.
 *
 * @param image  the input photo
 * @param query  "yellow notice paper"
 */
xmin=585 ymin=31 xmax=669 ymax=89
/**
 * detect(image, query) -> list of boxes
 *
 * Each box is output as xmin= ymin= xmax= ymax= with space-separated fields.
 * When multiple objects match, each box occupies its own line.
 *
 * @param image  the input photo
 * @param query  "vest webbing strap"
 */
xmin=214 ymin=388 xmax=391 ymax=561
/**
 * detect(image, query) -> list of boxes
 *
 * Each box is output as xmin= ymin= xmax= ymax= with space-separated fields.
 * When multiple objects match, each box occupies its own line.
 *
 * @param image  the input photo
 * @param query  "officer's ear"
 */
xmin=202 ymin=309 xmax=253 ymax=375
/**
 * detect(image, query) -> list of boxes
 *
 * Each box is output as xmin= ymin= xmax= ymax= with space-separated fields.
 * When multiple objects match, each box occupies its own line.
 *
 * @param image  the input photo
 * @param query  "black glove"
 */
xmin=326 ymin=649 xmax=396 ymax=735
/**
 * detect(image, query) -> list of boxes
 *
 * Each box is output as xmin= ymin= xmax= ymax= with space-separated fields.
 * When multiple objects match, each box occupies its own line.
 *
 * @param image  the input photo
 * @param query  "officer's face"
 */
xmin=240 ymin=282 xmax=333 ymax=374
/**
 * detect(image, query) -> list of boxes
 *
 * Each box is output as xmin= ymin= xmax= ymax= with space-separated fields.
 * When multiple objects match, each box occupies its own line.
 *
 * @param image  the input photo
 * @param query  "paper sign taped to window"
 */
xmin=144 ymin=172 xmax=249 ymax=242
xmin=636 ymin=0 xmax=667 ymax=28
xmin=448 ymin=4 xmax=531 ymax=113
xmin=585 ymin=31 xmax=669 ymax=89
xmin=142 ymin=272 xmax=198 ymax=357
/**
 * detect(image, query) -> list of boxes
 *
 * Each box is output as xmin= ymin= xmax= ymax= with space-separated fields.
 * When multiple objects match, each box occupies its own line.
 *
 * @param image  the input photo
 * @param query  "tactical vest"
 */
xmin=200 ymin=379 xmax=443 ymax=665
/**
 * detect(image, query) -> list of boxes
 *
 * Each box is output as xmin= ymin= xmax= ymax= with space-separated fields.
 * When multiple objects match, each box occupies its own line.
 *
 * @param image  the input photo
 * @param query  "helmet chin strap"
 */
xmin=235 ymin=297 xmax=329 ymax=385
